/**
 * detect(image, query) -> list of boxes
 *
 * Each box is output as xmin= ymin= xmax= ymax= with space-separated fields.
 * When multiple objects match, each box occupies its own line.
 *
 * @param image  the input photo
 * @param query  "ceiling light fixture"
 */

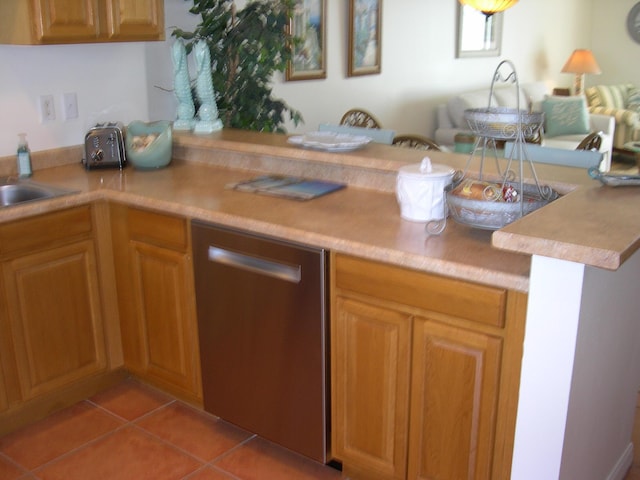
xmin=459 ymin=0 xmax=519 ymax=17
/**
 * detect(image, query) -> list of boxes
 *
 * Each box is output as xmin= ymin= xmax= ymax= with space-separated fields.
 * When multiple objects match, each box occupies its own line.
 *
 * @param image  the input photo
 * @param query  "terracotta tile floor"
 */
xmin=0 ymin=379 xmax=342 ymax=480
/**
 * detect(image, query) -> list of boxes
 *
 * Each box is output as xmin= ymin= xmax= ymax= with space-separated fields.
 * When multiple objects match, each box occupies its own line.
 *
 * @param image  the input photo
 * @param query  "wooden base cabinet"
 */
xmin=408 ymin=318 xmax=501 ymax=480
xmin=331 ymin=254 xmax=527 ymax=480
xmin=0 ymin=367 xmax=8 ymax=414
xmin=110 ymin=204 xmax=202 ymax=404
xmin=333 ymin=297 xmax=412 ymax=479
xmin=0 ymin=206 xmax=109 ymax=412
xmin=0 ymin=0 xmax=164 ymax=45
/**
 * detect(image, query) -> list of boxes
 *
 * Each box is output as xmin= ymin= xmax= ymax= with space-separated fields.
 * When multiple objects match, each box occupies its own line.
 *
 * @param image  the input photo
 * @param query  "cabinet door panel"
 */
xmin=0 ymin=366 xmax=8 ymax=413
xmin=111 ymin=205 xmax=201 ymax=403
xmin=32 ymin=0 xmax=99 ymax=41
xmin=3 ymin=240 xmax=106 ymax=400
xmin=408 ymin=318 xmax=502 ymax=480
xmin=128 ymin=240 xmax=199 ymax=396
xmin=105 ymin=0 xmax=164 ymax=40
xmin=333 ymin=296 xmax=411 ymax=479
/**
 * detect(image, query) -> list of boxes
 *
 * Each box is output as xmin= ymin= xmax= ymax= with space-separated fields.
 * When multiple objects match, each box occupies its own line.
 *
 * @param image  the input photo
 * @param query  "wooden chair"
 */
xmin=576 ymin=131 xmax=603 ymax=152
xmin=340 ymin=109 xmax=382 ymax=129
xmin=392 ymin=134 xmax=442 ymax=151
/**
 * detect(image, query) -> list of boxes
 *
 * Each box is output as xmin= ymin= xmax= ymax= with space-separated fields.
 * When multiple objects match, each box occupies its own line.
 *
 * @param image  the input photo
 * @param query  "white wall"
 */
xmin=146 ymin=0 xmax=199 ymax=123
xmin=0 ymin=0 xmax=616 ymax=158
xmin=151 ymin=0 xmax=592 ymax=137
xmin=270 ymin=0 xmax=593 ymax=136
xmin=0 ymin=41 xmax=150 ymax=157
xmin=511 ymin=251 xmax=640 ymax=480
xmin=591 ymin=0 xmax=640 ymax=88
xmin=559 ymin=250 xmax=640 ymax=480
xmin=510 ymin=256 xmax=585 ymax=480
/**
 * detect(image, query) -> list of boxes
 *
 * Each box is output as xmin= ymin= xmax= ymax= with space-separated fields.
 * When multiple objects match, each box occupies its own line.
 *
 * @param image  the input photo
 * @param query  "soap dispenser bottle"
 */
xmin=17 ymin=133 xmax=32 ymax=178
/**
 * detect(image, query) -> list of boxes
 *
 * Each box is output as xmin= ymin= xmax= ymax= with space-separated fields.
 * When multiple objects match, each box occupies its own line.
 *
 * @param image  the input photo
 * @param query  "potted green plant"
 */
xmin=173 ymin=0 xmax=303 ymax=133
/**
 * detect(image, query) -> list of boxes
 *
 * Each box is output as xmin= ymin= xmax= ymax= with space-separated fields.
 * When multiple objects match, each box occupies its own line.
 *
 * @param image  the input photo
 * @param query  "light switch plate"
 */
xmin=63 ymin=92 xmax=78 ymax=120
xmin=39 ymin=94 xmax=56 ymax=122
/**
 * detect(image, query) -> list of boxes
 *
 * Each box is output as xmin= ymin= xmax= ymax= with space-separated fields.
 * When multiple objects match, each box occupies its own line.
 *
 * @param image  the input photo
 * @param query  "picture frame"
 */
xmin=286 ymin=0 xmax=326 ymax=81
xmin=456 ymin=3 xmax=503 ymax=58
xmin=348 ymin=0 xmax=382 ymax=77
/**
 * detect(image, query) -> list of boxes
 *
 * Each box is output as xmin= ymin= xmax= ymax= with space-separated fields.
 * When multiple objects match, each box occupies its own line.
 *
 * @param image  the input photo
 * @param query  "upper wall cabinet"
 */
xmin=105 ymin=0 xmax=165 ymax=41
xmin=0 ymin=0 xmax=165 ymax=45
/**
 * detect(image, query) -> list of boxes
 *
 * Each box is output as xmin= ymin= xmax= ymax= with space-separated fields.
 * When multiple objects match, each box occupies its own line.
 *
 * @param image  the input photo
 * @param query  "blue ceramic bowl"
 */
xmin=125 ymin=121 xmax=172 ymax=169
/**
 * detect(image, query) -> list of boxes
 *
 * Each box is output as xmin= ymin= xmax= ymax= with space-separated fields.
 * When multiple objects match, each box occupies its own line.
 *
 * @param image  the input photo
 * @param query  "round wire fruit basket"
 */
xmin=424 ymin=60 xmax=559 ymax=235
xmin=464 ymin=107 xmax=543 ymax=141
xmin=445 ymin=179 xmax=559 ymax=231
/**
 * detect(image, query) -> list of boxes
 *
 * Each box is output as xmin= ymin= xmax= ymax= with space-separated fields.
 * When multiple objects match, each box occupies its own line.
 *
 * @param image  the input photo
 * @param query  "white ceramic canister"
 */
xmin=396 ymin=157 xmax=455 ymax=222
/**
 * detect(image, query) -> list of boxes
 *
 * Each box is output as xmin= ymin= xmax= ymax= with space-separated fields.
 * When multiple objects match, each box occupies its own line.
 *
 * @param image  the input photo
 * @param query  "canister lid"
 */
xmin=398 ymin=157 xmax=455 ymax=178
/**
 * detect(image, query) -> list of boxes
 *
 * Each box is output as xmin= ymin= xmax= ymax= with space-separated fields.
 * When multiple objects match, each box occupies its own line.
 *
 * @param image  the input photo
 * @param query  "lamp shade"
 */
xmin=459 ymin=0 xmax=519 ymax=16
xmin=561 ymin=49 xmax=602 ymax=74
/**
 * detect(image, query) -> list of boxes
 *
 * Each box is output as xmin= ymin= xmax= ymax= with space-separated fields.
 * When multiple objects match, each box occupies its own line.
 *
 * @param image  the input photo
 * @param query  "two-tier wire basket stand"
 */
xmin=428 ymin=60 xmax=558 ymax=234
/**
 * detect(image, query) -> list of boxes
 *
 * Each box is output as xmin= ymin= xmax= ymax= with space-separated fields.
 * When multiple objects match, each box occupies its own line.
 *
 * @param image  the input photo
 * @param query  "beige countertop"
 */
xmin=172 ymin=130 xmax=640 ymax=271
xmin=492 ymin=183 xmax=640 ymax=270
xmin=1 ymin=129 xmax=638 ymax=293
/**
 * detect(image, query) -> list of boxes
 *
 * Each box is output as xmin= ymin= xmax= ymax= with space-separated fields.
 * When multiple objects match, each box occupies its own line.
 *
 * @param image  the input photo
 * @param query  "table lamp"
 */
xmin=561 ymin=49 xmax=601 ymax=95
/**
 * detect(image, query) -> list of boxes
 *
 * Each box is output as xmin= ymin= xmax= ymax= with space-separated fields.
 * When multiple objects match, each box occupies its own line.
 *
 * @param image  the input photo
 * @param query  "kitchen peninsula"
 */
xmin=0 ymin=129 xmax=639 ymax=480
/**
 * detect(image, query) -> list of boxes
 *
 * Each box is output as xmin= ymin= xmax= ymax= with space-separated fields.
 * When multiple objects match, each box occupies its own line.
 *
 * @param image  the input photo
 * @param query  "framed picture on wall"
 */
xmin=286 ymin=0 xmax=326 ymax=81
xmin=348 ymin=0 xmax=382 ymax=77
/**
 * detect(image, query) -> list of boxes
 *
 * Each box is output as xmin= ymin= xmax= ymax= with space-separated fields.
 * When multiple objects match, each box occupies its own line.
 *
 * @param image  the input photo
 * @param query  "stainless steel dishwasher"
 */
xmin=191 ymin=221 xmax=328 ymax=463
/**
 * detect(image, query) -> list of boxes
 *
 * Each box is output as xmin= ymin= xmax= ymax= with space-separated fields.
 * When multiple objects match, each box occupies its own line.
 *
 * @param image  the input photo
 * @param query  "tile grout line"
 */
xmin=198 ymin=434 xmax=259 ymax=480
xmin=1 ymin=399 xmax=128 ymax=477
xmin=125 ymin=404 xmax=260 ymax=477
xmin=124 ymin=398 xmax=258 ymax=480
xmin=25 ymin=398 xmax=178 ymax=477
xmin=0 ymin=450 xmax=30 ymax=477
xmin=29 ymin=422 xmax=130 ymax=476
xmin=180 ymin=463 xmax=244 ymax=480
xmin=3 ymin=380 xmax=341 ymax=480
xmin=14 ymin=388 xmax=247 ymax=479
xmin=86 ymin=396 xmax=178 ymax=424
xmin=107 ymin=396 xmax=259 ymax=478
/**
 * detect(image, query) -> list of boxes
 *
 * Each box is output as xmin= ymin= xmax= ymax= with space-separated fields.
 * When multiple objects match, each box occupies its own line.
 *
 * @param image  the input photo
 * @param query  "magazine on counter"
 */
xmin=229 ymin=175 xmax=346 ymax=200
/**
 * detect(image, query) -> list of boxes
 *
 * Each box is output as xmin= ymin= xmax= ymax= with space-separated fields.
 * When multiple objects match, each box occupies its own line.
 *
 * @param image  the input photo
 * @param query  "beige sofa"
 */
xmin=585 ymin=83 xmax=640 ymax=149
xmin=434 ymin=82 xmax=615 ymax=169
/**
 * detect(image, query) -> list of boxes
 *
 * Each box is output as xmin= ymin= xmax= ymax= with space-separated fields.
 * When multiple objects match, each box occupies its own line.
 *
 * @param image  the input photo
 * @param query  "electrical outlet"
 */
xmin=39 ymin=94 xmax=56 ymax=122
xmin=63 ymin=92 xmax=78 ymax=120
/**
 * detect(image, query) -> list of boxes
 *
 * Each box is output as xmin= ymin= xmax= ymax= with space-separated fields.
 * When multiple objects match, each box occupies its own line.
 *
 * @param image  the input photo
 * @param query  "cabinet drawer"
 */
xmin=127 ymin=208 xmax=188 ymax=252
xmin=0 ymin=206 xmax=93 ymax=256
xmin=334 ymin=254 xmax=507 ymax=328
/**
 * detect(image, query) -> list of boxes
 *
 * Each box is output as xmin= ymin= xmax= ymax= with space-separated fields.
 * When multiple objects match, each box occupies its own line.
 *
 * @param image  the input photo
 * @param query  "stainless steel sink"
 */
xmin=0 ymin=178 xmax=76 ymax=208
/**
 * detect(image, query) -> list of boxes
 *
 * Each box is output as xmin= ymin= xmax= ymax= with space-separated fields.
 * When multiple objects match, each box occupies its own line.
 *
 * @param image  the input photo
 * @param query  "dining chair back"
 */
xmin=339 ymin=109 xmax=383 ymax=129
xmin=392 ymin=134 xmax=442 ymax=151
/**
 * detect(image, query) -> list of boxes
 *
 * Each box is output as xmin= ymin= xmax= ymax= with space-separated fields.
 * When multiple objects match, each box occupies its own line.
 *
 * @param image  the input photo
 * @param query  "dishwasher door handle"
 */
xmin=208 ymin=246 xmax=302 ymax=283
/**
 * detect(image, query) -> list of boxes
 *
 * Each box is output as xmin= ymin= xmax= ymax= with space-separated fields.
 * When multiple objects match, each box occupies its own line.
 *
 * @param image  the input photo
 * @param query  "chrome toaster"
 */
xmin=82 ymin=122 xmax=127 ymax=170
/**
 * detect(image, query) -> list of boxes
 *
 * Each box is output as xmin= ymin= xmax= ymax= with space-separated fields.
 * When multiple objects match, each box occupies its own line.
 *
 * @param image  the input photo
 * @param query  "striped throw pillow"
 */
xmin=628 ymin=87 xmax=640 ymax=111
